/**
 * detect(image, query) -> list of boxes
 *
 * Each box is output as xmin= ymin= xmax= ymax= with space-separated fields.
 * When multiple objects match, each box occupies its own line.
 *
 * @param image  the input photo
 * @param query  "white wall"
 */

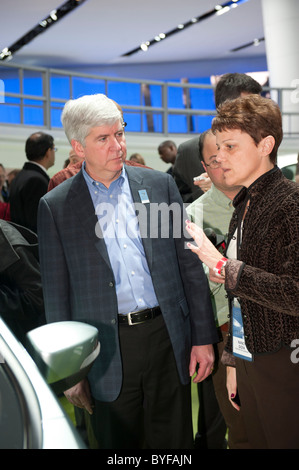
xmin=0 ymin=124 xmax=298 ymax=177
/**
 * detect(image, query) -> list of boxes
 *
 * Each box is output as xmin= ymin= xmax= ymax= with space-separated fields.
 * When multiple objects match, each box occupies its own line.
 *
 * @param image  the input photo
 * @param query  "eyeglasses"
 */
xmin=53 ymin=147 xmax=58 ymax=152
xmin=203 ymin=159 xmax=221 ymax=169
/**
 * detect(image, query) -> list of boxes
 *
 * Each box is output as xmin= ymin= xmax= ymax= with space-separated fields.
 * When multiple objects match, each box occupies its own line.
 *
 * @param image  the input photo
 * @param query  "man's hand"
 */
xmin=193 ymin=172 xmax=212 ymax=193
xmin=64 ymin=378 xmax=94 ymax=414
xmin=189 ymin=344 xmax=215 ymax=383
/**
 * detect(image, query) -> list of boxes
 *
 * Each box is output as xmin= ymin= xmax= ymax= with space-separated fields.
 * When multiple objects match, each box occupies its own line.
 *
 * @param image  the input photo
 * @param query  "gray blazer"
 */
xmin=37 ymin=166 xmax=217 ymax=401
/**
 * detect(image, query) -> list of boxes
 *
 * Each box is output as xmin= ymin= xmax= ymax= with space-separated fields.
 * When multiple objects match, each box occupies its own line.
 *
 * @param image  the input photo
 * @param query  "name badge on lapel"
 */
xmin=138 ymin=189 xmax=150 ymax=204
xmin=232 ymin=299 xmax=253 ymax=362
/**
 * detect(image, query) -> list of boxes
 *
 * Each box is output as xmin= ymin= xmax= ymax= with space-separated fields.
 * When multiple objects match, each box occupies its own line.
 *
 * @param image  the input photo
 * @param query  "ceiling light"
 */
xmin=230 ymin=36 xmax=264 ymax=52
xmin=0 ymin=48 xmax=12 ymax=60
xmin=215 ymin=6 xmax=230 ymax=15
xmin=140 ymin=43 xmax=148 ymax=51
xmin=122 ymin=0 xmax=249 ymax=57
xmin=0 ymin=0 xmax=88 ymax=61
xmin=50 ymin=10 xmax=58 ymax=21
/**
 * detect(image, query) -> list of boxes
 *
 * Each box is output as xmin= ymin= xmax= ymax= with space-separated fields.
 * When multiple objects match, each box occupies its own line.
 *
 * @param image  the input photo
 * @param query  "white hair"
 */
xmin=61 ymin=94 xmax=122 ymax=145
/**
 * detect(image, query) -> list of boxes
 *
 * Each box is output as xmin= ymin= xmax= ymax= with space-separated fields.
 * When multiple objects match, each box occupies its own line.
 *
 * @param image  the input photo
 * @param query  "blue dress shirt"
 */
xmin=83 ymin=164 xmax=158 ymax=314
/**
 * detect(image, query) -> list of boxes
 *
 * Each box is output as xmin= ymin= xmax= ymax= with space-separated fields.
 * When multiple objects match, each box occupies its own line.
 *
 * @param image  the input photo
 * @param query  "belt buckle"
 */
xmin=127 ymin=311 xmax=135 ymax=326
xmin=127 ymin=311 xmax=146 ymax=326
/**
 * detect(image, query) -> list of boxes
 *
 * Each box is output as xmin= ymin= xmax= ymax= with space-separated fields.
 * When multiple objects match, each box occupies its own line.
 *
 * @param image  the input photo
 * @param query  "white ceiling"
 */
xmin=0 ymin=0 xmax=266 ymax=77
xmin=0 ymin=0 xmax=265 ymax=66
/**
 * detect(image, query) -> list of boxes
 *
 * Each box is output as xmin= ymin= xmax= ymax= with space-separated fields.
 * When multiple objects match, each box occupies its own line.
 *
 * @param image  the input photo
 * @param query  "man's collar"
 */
xmin=82 ymin=161 xmax=126 ymax=189
xmin=209 ymin=184 xmax=233 ymax=208
xmin=27 ymin=160 xmax=48 ymax=174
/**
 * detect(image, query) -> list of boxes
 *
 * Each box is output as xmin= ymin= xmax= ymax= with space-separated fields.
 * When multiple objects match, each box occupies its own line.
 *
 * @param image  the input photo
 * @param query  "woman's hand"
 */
xmin=185 ymin=220 xmax=223 ymax=272
xmin=209 ymin=267 xmax=225 ymax=284
xmin=226 ymin=366 xmax=240 ymax=411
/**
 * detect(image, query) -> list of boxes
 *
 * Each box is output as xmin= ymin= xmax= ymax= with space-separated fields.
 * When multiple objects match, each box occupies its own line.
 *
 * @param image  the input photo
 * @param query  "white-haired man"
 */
xmin=37 ymin=93 xmax=218 ymax=449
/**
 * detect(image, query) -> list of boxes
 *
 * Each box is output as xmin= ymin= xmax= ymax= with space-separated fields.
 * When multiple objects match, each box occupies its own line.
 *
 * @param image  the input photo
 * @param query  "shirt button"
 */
xmin=109 ymin=281 xmax=114 ymax=287
xmin=123 ymin=244 xmax=127 ymax=248
xmin=111 ymin=319 xmax=116 ymax=324
xmin=131 ymin=271 xmax=135 ymax=276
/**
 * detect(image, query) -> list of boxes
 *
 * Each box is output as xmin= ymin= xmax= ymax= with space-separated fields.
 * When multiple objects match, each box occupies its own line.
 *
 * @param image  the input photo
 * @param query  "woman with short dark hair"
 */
xmin=186 ymin=94 xmax=299 ymax=449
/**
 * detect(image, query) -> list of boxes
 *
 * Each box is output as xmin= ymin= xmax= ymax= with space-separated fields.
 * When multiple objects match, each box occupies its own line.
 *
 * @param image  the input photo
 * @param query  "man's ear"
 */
xmin=260 ymin=135 xmax=275 ymax=157
xmin=44 ymin=147 xmax=52 ymax=160
xmin=201 ymin=160 xmax=207 ymax=172
xmin=71 ymin=139 xmax=85 ymax=158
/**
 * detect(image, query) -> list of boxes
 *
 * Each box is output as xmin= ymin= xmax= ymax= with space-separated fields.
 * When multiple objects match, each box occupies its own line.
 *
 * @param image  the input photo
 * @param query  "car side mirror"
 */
xmin=26 ymin=321 xmax=100 ymax=395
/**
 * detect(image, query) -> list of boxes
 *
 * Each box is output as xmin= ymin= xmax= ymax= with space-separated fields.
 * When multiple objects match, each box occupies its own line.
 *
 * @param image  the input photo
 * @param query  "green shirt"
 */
xmin=186 ymin=184 xmax=234 ymax=327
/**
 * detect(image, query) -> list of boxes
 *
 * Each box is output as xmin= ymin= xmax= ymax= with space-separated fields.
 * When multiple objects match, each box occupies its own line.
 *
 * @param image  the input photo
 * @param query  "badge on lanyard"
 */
xmin=232 ymin=299 xmax=253 ymax=361
xmin=138 ymin=189 xmax=150 ymax=204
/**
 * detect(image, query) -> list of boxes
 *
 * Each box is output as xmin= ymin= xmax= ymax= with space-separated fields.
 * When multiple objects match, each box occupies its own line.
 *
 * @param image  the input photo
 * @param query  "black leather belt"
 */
xmin=118 ymin=306 xmax=161 ymax=326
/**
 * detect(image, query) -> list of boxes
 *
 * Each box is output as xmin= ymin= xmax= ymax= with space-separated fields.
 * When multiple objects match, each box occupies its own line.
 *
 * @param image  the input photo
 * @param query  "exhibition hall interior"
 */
xmin=0 ymin=0 xmax=298 ymax=451
xmin=0 ymin=0 xmax=298 ymax=175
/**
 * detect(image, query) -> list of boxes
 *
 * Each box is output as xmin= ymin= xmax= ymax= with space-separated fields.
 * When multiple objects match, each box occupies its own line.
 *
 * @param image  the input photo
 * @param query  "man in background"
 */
xmin=158 ymin=139 xmax=198 ymax=203
xmin=68 ymin=148 xmax=85 ymax=166
xmin=9 ymin=132 xmax=56 ymax=232
xmin=157 ymin=140 xmax=177 ymax=176
xmin=173 ymin=73 xmax=262 ymax=204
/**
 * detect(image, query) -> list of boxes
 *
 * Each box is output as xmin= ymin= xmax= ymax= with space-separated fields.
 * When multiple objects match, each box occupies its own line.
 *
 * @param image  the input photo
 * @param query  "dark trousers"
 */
xmin=196 ymin=330 xmax=250 ymax=449
xmin=236 ymin=346 xmax=299 ymax=449
xmin=213 ymin=331 xmax=250 ymax=449
xmin=87 ymin=314 xmax=194 ymax=449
